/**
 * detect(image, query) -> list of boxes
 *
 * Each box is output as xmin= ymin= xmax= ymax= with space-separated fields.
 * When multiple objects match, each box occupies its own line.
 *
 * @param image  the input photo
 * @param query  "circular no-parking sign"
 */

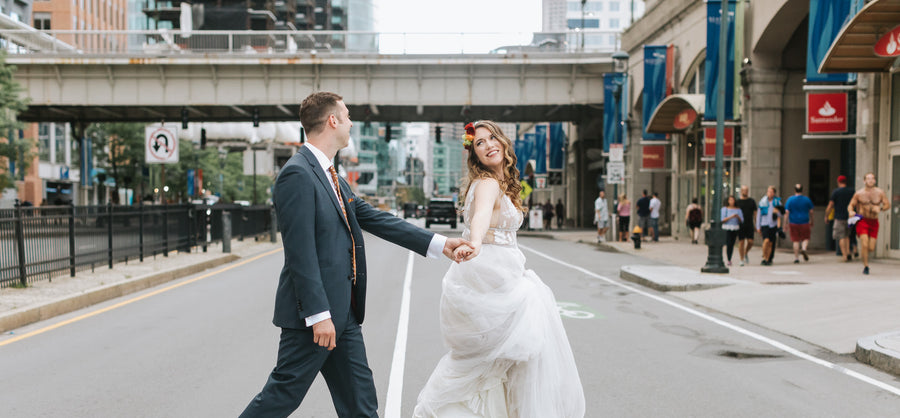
xmin=145 ymin=125 xmax=179 ymax=164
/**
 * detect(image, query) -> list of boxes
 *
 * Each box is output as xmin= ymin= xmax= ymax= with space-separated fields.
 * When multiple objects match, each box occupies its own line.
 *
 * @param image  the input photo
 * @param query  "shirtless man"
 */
xmin=848 ymin=173 xmax=890 ymax=275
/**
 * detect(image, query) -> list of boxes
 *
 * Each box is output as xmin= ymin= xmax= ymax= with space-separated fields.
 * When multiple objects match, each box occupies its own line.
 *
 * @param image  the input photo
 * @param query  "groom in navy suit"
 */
xmin=240 ymin=92 xmax=468 ymax=417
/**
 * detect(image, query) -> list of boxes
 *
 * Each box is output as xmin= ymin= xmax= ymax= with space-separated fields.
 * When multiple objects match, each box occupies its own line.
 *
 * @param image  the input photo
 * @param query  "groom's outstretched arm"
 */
xmin=352 ymin=195 xmax=468 ymax=259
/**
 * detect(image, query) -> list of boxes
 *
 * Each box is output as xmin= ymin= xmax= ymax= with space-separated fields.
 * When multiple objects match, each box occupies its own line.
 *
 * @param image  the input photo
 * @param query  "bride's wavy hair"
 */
xmin=460 ymin=120 xmax=525 ymax=213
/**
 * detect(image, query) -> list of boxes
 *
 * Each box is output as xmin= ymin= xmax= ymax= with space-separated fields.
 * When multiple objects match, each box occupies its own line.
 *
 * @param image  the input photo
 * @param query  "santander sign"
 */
xmin=807 ymin=93 xmax=848 ymax=134
xmin=874 ymin=25 xmax=900 ymax=57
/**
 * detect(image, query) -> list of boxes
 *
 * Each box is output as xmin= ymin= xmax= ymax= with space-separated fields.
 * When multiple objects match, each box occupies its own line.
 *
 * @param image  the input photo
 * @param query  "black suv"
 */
xmin=425 ymin=199 xmax=457 ymax=229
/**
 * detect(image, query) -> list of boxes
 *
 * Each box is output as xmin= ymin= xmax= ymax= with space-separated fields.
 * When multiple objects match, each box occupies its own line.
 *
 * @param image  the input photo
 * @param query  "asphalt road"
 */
xmin=1 ymin=222 xmax=899 ymax=417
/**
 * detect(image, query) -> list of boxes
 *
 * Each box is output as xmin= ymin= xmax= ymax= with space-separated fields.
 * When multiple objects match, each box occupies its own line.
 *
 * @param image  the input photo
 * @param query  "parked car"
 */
xmin=402 ymin=202 xmax=419 ymax=219
xmin=425 ymin=199 xmax=457 ymax=229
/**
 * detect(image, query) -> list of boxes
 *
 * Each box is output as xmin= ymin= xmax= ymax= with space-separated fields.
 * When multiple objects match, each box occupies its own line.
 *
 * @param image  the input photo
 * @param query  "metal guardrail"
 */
xmin=0 ymin=30 xmax=620 ymax=56
xmin=0 ymin=203 xmax=274 ymax=288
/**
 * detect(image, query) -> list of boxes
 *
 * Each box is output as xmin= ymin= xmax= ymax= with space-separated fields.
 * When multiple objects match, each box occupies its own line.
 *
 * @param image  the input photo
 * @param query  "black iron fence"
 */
xmin=0 ymin=203 xmax=274 ymax=288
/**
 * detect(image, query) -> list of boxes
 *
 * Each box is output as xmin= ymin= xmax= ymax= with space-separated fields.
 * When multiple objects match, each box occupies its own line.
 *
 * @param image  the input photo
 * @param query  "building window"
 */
xmin=567 ymin=18 xmax=600 ymax=29
xmin=34 ymin=13 xmax=51 ymax=30
xmin=567 ymin=1 xmax=580 ymax=12
xmin=609 ymin=18 xmax=620 ymax=29
xmin=609 ymin=1 xmax=620 ymax=12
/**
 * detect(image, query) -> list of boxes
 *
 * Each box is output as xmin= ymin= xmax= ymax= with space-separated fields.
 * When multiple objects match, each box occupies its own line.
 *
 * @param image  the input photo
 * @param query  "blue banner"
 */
xmin=534 ymin=124 xmax=547 ymax=174
xmin=603 ymin=73 xmax=626 ymax=152
xmin=705 ymin=1 xmax=736 ymax=121
xmin=187 ymin=169 xmax=196 ymax=196
xmin=522 ymin=133 xmax=535 ymax=175
xmin=549 ymin=122 xmax=565 ymax=170
xmin=643 ymin=45 xmax=668 ymax=140
xmin=515 ymin=138 xmax=526 ymax=176
xmin=807 ymin=0 xmax=854 ymax=83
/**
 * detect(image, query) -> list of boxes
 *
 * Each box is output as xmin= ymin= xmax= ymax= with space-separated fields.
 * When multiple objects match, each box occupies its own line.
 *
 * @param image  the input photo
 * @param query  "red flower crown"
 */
xmin=462 ymin=122 xmax=475 ymax=150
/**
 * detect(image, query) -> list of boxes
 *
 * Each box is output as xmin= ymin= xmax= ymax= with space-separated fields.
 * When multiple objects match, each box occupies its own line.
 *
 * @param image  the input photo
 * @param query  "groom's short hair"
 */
xmin=300 ymin=92 xmax=344 ymax=135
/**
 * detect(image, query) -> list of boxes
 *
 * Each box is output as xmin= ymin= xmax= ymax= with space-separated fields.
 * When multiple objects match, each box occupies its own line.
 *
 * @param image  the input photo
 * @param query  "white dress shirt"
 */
xmin=303 ymin=143 xmax=447 ymax=326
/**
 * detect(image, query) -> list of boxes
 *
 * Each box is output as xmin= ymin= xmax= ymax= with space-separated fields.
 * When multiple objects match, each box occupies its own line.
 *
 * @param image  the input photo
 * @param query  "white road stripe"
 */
xmin=384 ymin=251 xmax=415 ymax=418
xmin=519 ymin=244 xmax=900 ymax=397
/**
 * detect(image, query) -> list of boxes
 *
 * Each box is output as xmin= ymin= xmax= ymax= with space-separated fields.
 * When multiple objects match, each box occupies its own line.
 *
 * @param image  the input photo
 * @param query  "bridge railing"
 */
xmin=0 ymin=203 xmax=274 ymax=288
xmin=0 ymin=29 xmax=620 ymax=56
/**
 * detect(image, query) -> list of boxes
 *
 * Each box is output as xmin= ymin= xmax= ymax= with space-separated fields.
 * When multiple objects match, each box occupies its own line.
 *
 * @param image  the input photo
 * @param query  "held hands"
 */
xmin=452 ymin=242 xmax=481 ymax=262
xmin=443 ymin=237 xmax=474 ymax=263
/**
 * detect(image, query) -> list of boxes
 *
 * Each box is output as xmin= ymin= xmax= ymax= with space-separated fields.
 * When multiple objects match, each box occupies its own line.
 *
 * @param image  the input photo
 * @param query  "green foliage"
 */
xmin=86 ymin=122 xmax=146 ymax=195
xmin=0 ymin=50 xmax=33 ymax=191
xmin=160 ymin=140 xmax=272 ymax=204
xmin=395 ymin=186 xmax=426 ymax=206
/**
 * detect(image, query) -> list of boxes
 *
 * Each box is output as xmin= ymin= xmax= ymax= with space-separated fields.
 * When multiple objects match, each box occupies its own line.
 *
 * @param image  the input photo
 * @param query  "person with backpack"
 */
xmin=685 ymin=198 xmax=703 ymax=244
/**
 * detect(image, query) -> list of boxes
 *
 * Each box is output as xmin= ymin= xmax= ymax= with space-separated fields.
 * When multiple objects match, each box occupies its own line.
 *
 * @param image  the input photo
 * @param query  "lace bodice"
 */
xmin=461 ymin=180 xmax=523 ymax=246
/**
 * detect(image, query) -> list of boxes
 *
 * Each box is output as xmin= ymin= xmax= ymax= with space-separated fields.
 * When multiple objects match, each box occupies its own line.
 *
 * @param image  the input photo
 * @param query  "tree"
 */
xmin=87 ymin=122 xmax=145 ymax=200
xmin=0 ymin=51 xmax=33 ymax=192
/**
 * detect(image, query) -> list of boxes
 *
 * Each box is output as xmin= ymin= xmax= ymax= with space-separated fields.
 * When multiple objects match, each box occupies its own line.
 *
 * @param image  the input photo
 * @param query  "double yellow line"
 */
xmin=0 ymin=248 xmax=283 ymax=348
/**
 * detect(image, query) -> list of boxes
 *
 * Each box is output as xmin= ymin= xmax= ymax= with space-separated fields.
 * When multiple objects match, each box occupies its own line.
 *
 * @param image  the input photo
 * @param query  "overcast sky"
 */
xmin=373 ymin=0 xmax=543 ymax=53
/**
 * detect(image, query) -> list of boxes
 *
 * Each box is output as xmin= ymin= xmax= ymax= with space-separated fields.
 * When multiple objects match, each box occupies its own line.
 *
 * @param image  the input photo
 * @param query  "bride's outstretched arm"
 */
xmin=462 ymin=178 xmax=501 ymax=260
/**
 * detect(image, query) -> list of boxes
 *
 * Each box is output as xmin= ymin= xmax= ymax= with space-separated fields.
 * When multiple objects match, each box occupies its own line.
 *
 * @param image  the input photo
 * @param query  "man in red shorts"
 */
xmin=848 ymin=173 xmax=890 ymax=275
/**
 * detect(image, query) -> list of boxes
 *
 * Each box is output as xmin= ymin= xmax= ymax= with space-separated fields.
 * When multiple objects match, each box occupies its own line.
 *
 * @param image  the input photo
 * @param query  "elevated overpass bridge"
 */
xmin=2 ymin=30 xmax=615 ymax=124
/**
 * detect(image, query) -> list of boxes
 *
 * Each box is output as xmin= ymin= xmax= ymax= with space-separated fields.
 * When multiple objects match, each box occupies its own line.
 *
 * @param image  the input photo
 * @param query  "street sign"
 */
xmin=607 ymin=161 xmax=625 ymax=184
xmin=609 ymin=143 xmax=624 ymax=162
xmin=145 ymin=124 xmax=179 ymax=164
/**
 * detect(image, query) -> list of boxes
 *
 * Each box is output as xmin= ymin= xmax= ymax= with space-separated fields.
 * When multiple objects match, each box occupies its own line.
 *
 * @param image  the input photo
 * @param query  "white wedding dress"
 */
xmin=413 ymin=180 xmax=585 ymax=418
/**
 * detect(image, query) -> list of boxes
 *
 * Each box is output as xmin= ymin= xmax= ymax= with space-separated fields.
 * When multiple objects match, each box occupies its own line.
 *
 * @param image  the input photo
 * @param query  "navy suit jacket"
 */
xmin=271 ymin=145 xmax=434 ymax=332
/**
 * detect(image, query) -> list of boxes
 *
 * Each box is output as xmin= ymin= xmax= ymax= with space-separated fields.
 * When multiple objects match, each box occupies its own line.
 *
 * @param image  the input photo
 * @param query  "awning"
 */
xmin=819 ymin=0 xmax=900 ymax=73
xmin=646 ymin=94 xmax=705 ymax=134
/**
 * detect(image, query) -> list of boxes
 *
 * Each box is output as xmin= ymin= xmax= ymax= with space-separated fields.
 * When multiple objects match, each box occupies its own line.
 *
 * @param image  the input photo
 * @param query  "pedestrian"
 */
xmin=555 ymin=198 xmax=565 ymax=229
xmin=617 ymin=193 xmax=631 ymax=242
xmin=736 ymin=185 xmax=757 ymax=266
xmin=848 ymin=172 xmax=890 ymax=275
xmin=825 ymin=175 xmax=855 ymax=262
xmin=785 ymin=184 xmax=815 ymax=264
xmin=685 ymin=198 xmax=703 ymax=244
xmin=636 ymin=190 xmax=651 ymax=241
xmin=542 ymin=199 xmax=554 ymax=230
xmin=594 ymin=191 xmax=609 ymax=243
xmin=649 ymin=192 xmax=661 ymax=242
xmin=239 ymin=91 xmax=469 ymax=417
xmin=721 ymin=195 xmax=744 ymax=266
xmin=756 ymin=186 xmax=783 ymax=265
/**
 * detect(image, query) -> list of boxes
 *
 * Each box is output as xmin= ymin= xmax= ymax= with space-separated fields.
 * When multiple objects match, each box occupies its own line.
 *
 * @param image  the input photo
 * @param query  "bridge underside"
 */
xmin=17 ymin=103 xmax=600 ymax=123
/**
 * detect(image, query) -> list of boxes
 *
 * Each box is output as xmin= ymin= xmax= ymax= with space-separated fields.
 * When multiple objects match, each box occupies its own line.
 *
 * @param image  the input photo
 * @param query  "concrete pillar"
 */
xmin=745 ymin=67 xmax=788 ymax=199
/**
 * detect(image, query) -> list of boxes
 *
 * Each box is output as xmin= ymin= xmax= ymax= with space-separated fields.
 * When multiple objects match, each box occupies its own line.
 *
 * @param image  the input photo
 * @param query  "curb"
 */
xmin=0 ymin=253 xmax=240 ymax=333
xmin=855 ymin=333 xmax=900 ymax=377
xmin=620 ymin=265 xmax=739 ymax=292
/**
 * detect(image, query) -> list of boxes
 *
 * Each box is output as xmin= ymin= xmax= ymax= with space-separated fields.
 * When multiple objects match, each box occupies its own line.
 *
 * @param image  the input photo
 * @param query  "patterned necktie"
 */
xmin=328 ymin=166 xmax=356 ymax=285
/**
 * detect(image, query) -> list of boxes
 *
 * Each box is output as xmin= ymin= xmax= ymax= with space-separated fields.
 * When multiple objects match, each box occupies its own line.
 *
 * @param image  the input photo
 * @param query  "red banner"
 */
xmin=642 ymin=145 xmax=667 ymax=169
xmin=703 ymin=127 xmax=734 ymax=157
xmin=874 ymin=24 xmax=900 ymax=57
xmin=665 ymin=45 xmax=676 ymax=96
xmin=807 ymin=92 xmax=848 ymax=133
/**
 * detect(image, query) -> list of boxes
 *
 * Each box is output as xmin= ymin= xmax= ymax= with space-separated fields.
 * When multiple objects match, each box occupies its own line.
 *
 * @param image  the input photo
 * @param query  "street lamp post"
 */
xmin=611 ymin=50 xmax=629 ymax=242
xmin=702 ymin=0 xmax=730 ymax=274
xmin=580 ymin=0 xmax=587 ymax=50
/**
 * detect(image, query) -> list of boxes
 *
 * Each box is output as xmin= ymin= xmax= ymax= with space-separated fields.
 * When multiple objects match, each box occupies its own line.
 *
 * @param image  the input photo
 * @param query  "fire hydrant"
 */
xmin=631 ymin=226 xmax=643 ymax=249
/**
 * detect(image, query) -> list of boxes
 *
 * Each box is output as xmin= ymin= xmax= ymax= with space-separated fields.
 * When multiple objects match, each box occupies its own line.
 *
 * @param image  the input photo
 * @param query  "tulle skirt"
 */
xmin=413 ymin=244 xmax=585 ymax=418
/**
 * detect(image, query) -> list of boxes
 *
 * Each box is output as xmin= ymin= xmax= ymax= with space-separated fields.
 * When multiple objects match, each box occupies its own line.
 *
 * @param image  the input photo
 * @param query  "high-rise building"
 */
xmin=545 ymin=0 xmax=646 ymax=50
xmin=0 ymin=0 xmax=32 ymax=27
xmin=32 ymin=0 xmax=128 ymax=50
xmin=431 ymin=123 xmax=465 ymax=197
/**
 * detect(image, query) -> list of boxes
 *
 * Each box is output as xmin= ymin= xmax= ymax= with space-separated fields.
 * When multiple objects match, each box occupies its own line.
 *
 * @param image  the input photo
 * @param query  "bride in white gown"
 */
xmin=413 ymin=121 xmax=584 ymax=418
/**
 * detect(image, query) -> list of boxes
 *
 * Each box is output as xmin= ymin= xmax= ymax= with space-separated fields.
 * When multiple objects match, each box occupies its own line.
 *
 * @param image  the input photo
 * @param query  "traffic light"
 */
xmin=384 ymin=123 xmax=392 ymax=142
xmin=200 ymin=128 xmax=207 ymax=150
xmin=435 ymin=126 xmax=442 ymax=143
xmin=181 ymin=107 xmax=189 ymax=129
xmin=252 ymin=108 xmax=260 ymax=127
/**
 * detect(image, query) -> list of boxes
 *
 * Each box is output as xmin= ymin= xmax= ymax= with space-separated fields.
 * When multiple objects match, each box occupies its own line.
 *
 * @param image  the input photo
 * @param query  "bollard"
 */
xmin=269 ymin=207 xmax=278 ymax=243
xmin=222 ymin=211 xmax=232 ymax=253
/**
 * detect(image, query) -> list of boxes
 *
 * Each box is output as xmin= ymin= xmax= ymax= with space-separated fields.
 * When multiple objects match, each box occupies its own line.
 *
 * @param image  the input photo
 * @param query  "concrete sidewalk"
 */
xmin=0 ymin=238 xmax=282 ymax=334
xmin=520 ymin=228 xmax=900 ymax=376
